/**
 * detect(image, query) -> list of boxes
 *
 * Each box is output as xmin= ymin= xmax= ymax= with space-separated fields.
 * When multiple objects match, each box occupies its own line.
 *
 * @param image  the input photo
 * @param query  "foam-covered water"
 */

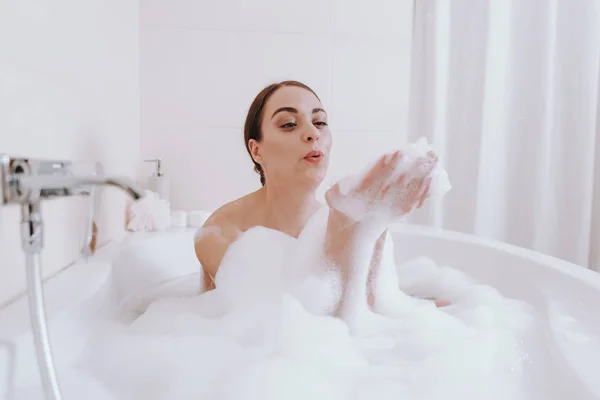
xmin=11 ymin=205 xmax=595 ymax=400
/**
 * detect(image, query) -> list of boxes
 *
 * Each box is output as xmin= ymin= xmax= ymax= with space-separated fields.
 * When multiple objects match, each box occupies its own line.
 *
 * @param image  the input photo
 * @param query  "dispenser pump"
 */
xmin=144 ymin=158 xmax=164 ymax=177
xmin=143 ymin=158 xmax=170 ymax=201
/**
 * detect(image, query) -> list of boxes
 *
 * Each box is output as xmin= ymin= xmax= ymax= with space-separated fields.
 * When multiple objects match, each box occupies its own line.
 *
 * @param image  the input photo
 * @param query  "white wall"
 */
xmin=0 ymin=1 xmax=140 ymax=306
xmin=140 ymin=0 xmax=414 ymax=212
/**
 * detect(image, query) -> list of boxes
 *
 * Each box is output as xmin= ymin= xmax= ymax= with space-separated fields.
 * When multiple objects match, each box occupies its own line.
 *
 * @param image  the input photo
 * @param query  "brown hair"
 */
xmin=243 ymin=80 xmax=321 ymax=186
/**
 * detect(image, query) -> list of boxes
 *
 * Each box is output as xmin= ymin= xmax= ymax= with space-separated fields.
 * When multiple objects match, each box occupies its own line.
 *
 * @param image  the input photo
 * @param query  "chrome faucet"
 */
xmin=0 ymin=154 xmax=144 ymax=400
xmin=1 ymin=155 xmax=143 ymax=252
xmin=1 ymin=155 xmax=142 ymax=203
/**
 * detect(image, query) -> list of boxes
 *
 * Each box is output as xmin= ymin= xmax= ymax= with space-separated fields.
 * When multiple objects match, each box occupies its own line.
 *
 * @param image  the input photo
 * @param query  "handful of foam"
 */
xmin=332 ymin=137 xmax=451 ymax=222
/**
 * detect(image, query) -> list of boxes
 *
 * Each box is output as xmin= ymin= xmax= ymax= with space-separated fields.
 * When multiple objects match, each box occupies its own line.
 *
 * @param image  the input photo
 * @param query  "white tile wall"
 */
xmin=330 ymin=36 xmax=411 ymax=132
xmin=331 ymin=0 xmax=413 ymax=37
xmin=140 ymin=0 xmax=414 ymax=211
xmin=141 ymin=29 xmax=333 ymax=131
xmin=0 ymin=0 xmax=140 ymax=306
xmin=141 ymin=0 xmax=330 ymax=34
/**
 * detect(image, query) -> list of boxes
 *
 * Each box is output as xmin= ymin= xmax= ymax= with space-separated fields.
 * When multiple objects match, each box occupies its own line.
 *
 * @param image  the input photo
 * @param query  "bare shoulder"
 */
xmin=193 ymin=193 xmax=260 ymax=279
xmin=202 ymin=201 xmax=244 ymax=241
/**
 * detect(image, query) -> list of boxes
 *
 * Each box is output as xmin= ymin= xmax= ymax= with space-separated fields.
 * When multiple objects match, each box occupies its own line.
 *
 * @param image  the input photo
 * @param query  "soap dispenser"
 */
xmin=144 ymin=158 xmax=170 ymax=201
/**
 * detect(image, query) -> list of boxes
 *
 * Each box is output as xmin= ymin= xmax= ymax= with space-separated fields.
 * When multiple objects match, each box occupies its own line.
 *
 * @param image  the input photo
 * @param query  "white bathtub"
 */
xmin=1 ymin=224 xmax=599 ymax=398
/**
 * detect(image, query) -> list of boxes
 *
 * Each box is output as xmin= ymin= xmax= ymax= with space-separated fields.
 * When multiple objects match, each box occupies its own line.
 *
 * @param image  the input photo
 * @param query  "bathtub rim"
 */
xmin=389 ymin=222 xmax=600 ymax=290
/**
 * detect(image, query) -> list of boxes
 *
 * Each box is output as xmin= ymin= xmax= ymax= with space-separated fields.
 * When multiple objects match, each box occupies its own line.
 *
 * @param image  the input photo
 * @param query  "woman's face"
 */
xmin=249 ymin=85 xmax=332 ymax=188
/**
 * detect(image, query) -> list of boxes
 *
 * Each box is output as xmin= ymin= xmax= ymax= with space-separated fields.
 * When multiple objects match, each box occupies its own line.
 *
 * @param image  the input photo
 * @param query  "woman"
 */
xmin=194 ymin=80 xmax=445 ymax=319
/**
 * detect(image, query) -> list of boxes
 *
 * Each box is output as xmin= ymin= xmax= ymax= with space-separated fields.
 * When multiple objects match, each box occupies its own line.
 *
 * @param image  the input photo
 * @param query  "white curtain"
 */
xmin=408 ymin=0 xmax=600 ymax=270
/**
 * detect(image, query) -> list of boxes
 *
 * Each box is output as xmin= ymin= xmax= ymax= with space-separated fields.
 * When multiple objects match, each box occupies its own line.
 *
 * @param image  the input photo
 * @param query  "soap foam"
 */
xmin=332 ymin=137 xmax=451 ymax=224
xmin=51 ymin=209 xmax=576 ymax=400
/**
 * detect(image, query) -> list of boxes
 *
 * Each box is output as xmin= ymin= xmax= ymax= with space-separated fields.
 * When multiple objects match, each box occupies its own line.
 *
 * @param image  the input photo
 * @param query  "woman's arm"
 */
xmin=193 ymin=213 xmax=239 ymax=292
xmin=194 ymin=230 xmax=230 ymax=291
xmin=324 ymin=151 xmax=441 ymax=320
xmin=326 ymin=211 xmax=448 ymax=319
xmin=324 ymin=209 xmax=387 ymax=320
xmin=365 ymin=230 xmax=450 ymax=308
xmin=366 ymin=231 xmax=388 ymax=307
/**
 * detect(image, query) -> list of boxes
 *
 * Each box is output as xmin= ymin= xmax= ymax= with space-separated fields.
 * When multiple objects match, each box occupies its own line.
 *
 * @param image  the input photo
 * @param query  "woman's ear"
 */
xmin=248 ymin=139 xmax=262 ymax=164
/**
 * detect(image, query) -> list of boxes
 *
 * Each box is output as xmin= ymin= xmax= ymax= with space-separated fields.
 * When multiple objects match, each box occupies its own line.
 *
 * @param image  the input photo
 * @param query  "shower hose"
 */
xmin=25 ymin=251 xmax=63 ymax=400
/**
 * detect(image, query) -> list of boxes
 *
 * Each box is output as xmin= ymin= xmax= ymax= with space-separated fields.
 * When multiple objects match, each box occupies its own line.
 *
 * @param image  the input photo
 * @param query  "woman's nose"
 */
xmin=302 ymin=125 xmax=320 ymax=143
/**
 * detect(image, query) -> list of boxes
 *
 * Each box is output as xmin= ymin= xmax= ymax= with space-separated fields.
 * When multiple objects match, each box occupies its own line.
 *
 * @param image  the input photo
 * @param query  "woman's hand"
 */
xmin=325 ymin=151 xmax=438 ymax=224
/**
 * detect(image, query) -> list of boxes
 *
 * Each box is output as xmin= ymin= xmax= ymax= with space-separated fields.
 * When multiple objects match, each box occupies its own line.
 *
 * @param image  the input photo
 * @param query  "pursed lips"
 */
xmin=303 ymin=150 xmax=324 ymax=159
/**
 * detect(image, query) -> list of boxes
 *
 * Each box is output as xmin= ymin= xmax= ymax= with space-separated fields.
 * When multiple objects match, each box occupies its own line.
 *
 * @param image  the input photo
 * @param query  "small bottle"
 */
xmin=144 ymin=158 xmax=170 ymax=202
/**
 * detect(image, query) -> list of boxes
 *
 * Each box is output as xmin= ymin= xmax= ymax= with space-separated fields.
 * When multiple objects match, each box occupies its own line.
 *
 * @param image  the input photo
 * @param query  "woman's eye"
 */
xmin=281 ymin=122 xmax=297 ymax=129
xmin=314 ymin=121 xmax=328 ymax=127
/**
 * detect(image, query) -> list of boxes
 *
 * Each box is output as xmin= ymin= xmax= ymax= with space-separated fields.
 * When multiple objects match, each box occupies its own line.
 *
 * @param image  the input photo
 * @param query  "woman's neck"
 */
xmin=257 ymin=183 xmax=321 ymax=237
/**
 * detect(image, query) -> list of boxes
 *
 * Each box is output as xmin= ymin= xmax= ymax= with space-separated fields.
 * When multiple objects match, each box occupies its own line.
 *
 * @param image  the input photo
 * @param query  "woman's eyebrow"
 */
xmin=271 ymin=107 xmax=297 ymax=118
xmin=271 ymin=107 xmax=327 ymax=119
